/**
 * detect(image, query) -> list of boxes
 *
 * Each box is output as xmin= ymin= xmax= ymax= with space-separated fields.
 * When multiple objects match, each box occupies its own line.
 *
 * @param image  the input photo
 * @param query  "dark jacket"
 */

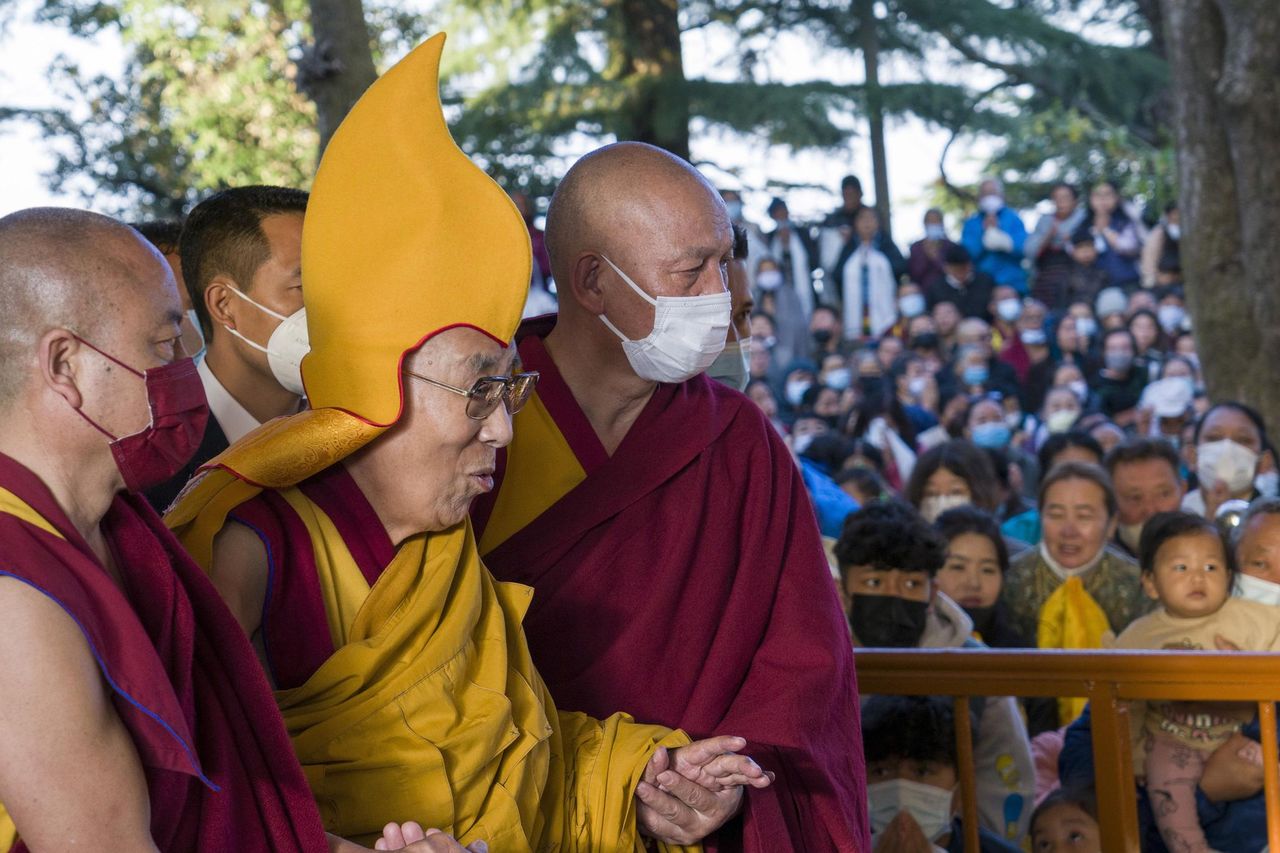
xmin=927 ymin=272 xmax=997 ymax=322
xmin=144 ymin=413 xmax=230 ymax=514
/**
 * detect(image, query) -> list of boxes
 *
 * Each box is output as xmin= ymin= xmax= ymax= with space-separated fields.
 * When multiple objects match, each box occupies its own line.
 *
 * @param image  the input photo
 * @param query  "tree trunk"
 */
xmin=856 ymin=0 xmax=892 ymax=244
xmin=612 ymin=0 xmax=691 ymax=161
xmin=297 ymin=0 xmax=379 ymax=155
xmin=1161 ymin=0 xmax=1280 ymax=430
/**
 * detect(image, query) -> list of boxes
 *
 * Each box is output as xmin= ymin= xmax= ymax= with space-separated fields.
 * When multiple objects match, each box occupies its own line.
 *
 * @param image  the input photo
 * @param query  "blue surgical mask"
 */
xmin=972 ymin=421 xmax=1011 ymax=449
xmin=925 ymin=224 xmax=946 ymax=241
xmin=824 ymin=368 xmax=853 ymax=391
xmin=963 ymin=365 xmax=989 ymax=386
xmin=899 ymin=293 xmax=927 ymax=318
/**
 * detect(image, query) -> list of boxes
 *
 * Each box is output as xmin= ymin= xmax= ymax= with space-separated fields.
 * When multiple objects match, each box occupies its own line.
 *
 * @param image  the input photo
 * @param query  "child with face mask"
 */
xmin=863 ymin=695 xmax=1023 ymax=853
xmin=1110 ymin=511 xmax=1280 ymax=853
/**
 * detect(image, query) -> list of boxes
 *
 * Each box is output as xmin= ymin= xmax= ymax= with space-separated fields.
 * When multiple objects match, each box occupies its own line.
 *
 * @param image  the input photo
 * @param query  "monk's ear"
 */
xmin=566 ymin=252 xmax=607 ymax=315
xmin=39 ymin=328 xmax=85 ymax=409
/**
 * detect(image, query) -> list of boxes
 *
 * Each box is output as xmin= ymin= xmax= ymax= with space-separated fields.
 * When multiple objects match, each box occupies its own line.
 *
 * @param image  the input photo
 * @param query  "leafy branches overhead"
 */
xmin=4 ymin=0 xmax=1171 ymax=216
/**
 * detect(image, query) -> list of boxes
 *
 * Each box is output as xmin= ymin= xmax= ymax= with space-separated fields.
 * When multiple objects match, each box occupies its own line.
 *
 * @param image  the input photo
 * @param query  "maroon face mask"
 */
xmin=69 ymin=335 xmax=210 ymax=493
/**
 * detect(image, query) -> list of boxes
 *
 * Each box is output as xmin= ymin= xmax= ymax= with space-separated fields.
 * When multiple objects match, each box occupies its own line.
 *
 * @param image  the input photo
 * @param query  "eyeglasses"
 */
xmin=402 ymin=369 xmax=540 ymax=420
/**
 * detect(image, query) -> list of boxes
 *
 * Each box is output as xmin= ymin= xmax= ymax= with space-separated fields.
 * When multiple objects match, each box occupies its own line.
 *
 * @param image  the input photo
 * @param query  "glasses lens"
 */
xmin=466 ymin=378 xmax=508 ymax=419
xmin=506 ymin=373 xmax=539 ymax=414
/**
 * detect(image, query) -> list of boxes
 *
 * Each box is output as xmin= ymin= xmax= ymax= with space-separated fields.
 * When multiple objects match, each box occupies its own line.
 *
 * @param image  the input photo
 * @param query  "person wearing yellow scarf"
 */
xmin=1002 ymin=462 xmax=1150 ymax=730
xmin=168 ymin=33 xmax=770 ymax=852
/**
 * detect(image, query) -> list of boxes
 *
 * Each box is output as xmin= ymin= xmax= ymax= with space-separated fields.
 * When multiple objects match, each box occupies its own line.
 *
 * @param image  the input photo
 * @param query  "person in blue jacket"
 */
xmin=962 ymin=178 xmax=1029 ymax=294
xmin=797 ymin=431 xmax=861 ymax=538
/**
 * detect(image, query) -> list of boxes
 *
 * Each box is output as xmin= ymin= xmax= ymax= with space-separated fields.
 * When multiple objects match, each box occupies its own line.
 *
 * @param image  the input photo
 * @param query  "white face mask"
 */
xmin=996 ymin=298 xmax=1021 ymax=323
xmin=1257 ymin=470 xmax=1280 ymax=498
xmin=1197 ymin=438 xmax=1260 ymax=495
xmin=899 ymin=293 xmax=927 ymax=318
xmin=707 ymin=336 xmax=751 ymax=391
xmin=599 ymin=255 xmax=730 ymax=384
xmin=1235 ymin=572 xmax=1280 ymax=607
xmin=756 ymin=269 xmax=784 ymax=291
xmin=921 ymin=494 xmax=969 ymax=523
xmin=907 ymin=376 xmax=928 ymax=399
xmin=223 ymin=287 xmax=310 ymax=396
xmin=978 ymin=195 xmax=1004 ymax=215
xmin=868 ymin=779 xmax=955 ymax=843
xmin=793 ymin=432 xmax=817 ymax=455
xmin=1118 ymin=521 xmax=1144 ymax=552
xmin=1046 ymin=408 xmax=1080 ymax=434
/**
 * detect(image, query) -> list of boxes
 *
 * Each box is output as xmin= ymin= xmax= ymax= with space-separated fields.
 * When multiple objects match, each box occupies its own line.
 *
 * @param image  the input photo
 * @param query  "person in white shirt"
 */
xmin=144 ymin=186 xmax=310 ymax=510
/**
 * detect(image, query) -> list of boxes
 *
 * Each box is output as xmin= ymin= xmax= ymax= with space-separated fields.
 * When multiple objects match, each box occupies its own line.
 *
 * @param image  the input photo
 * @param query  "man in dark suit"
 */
xmin=145 ymin=186 xmax=309 ymax=510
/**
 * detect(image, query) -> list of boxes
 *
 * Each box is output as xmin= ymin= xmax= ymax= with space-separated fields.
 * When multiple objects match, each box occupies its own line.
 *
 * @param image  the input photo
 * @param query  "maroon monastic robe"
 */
xmin=474 ymin=322 xmax=871 ymax=852
xmin=0 ymin=454 xmax=327 ymax=852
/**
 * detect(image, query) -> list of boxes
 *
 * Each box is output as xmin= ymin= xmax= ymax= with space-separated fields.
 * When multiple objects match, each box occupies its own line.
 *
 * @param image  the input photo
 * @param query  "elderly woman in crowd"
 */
xmin=1001 ymin=462 xmax=1147 ymax=731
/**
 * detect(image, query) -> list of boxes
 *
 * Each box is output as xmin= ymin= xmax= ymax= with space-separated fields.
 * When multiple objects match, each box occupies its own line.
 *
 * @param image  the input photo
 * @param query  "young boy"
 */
xmin=1110 ymin=511 xmax=1280 ymax=853
xmin=863 ymin=695 xmax=1022 ymax=853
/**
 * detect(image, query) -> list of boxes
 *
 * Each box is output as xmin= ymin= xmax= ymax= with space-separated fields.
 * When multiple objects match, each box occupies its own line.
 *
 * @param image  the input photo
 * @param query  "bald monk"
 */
xmin=0 ymin=208 xmax=470 ymax=853
xmin=472 ymin=142 xmax=869 ymax=852
xmin=168 ymin=34 xmax=770 ymax=852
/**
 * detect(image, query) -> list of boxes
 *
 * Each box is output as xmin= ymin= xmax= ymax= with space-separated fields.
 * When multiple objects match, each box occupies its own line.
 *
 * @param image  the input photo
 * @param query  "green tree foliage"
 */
xmin=2 ymin=0 xmax=1172 ymax=218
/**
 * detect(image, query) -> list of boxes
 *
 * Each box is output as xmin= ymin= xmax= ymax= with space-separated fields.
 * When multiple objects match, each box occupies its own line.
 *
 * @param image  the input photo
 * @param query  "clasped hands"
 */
xmin=635 ymin=734 xmax=775 ymax=845
xmin=367 ymin=735 xmax=772 ymax=851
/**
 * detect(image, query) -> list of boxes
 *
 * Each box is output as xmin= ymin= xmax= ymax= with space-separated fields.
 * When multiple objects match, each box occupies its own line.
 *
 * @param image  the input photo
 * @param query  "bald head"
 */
xmin=545 ymin=142 xmax=729 ymax=298
xmin=0 ymin=207 xmax=170 ymax=403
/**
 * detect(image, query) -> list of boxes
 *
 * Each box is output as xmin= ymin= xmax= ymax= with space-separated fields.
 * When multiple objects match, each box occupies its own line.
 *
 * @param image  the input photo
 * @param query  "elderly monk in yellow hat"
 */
xmin=167 ymin=33 xmax=769 ymax=852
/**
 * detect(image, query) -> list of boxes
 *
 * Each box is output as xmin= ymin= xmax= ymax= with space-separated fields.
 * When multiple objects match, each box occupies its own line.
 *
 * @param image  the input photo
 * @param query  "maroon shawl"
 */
xmin=0 ymin=454 xmax=326 ymax=852
xmin=477 ymin=325 xmax=870 ymax=852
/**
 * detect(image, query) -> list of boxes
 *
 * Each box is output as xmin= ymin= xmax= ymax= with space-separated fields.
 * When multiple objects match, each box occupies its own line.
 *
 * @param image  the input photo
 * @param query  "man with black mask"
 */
xmin=836 ymin=500 xmax=1035 ymax=842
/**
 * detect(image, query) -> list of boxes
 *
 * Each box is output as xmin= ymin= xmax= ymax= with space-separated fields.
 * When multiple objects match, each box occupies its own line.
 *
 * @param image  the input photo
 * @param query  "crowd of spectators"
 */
xmin=702 ymin=174 xmax=1280 ymax=852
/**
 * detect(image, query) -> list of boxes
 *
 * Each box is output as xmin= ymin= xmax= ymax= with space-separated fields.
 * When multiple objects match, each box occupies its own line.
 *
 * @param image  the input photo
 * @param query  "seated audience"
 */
xmin=837 ymin=501 xmax=1035 ymax=839
xmin=864 ymin=695 xmax=1023 ymax=853
xmin=934 ymin=506 xmax=1029 ymax=647
xmin=1002 ymin=462 xmax=1148 ymax=731
xmin=1111 ymin=511 xmax=1280 ymax=853
xmin=906 ymin=440 xmax=1004 ymax=523
xmin=1183 ymin=401 xmax=1273 ymax=519
xmin=1095 ymin=328 xmax=1147 ymax=427
xmin=1104 ymin=438 xmax=1185 ymax=557
xmin=1001 ymin=432 xmax=1104 ymax=545
xmin=1029 ymin=788 xmax=1101 ymax=853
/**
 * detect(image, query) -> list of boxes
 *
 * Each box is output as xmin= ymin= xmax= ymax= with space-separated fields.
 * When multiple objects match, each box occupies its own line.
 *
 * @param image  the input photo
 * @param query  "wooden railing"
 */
xmin=856 ymin=649 xmax=1280 ymax=853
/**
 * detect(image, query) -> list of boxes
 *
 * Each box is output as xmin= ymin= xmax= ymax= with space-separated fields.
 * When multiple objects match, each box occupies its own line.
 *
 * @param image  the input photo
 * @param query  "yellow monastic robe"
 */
xmin=169 ymin=464 xmax=693 ymax=852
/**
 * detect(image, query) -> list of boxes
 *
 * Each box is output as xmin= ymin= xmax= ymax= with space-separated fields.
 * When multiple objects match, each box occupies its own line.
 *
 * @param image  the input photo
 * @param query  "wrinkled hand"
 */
xmin=635 ymin=736 xmax=774 ymax=845
xmin=1201 ymin=732 xmax=1264 ymax=803
xmin=374 ymin=822 xmax=487 ymax=852
xmin=873 ymin=810 xmax=937 ymax=853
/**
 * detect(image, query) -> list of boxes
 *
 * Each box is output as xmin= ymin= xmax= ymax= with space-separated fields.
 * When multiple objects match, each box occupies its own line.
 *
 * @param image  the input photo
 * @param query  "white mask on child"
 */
xmin=868 ymin=779 xmax=955 ymax=842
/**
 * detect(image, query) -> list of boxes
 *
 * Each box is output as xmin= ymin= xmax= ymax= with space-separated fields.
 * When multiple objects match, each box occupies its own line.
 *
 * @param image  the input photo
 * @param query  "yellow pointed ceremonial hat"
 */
xmin=301 ymin=31 xmax=531 ymax=427
xmin=169 ymin=32 xmax=531 ymax=493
